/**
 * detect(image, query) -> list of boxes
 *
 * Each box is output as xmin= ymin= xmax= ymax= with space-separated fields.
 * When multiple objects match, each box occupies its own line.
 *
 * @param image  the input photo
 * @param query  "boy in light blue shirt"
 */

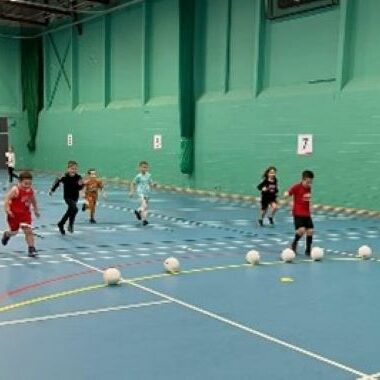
xmin=129 ymin=161 xmax=153 ymax=226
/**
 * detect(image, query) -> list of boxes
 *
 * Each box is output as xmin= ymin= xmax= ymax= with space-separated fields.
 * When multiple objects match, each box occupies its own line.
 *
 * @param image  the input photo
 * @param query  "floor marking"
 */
xmin=330 ymin=257 xmax=362 ymax=262
xmin=0 ymin=300 xmax=171 ymax=328
xmin=64 ymin=256 xmax=370 ymax=379
xmin=357 ymin=373 xmax=380 ymax=380
xmin=0 ymin=284 xmax=105 ymax=313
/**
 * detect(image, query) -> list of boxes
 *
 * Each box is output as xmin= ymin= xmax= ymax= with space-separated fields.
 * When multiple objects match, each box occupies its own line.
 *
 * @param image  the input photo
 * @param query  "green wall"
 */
xmin=0 ymin=38 xmax=31 ymax=169
xmin=2 ymin=0 xmax=380 ymax=209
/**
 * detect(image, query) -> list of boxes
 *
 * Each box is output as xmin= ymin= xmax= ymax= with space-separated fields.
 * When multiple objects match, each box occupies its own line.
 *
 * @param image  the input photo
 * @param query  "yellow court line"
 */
xmin=0 ymin=257 xmax=375 ymax=313
xmin=129 ymin=263 xmax=254 ymax=282
xmin=0 ymin=263 xmax=254 ymax=313
xmin=0 ymin=284 xmax=106 ymax=313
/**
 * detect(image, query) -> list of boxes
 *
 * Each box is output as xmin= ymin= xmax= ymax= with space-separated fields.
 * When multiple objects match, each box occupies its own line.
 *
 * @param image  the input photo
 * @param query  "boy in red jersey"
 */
xmin=284 ymin=170 xmax=314 ymax=256
xmin=2 ymin=171 xmax=40 ymax=257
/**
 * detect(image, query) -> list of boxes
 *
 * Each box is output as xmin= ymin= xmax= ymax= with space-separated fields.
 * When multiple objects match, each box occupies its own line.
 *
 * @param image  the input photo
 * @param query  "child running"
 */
xmin=284 ymin=170 xmax=314 ymax=256
xmin=257 ymin=166 xmax=278 ymax=226
xmin=49 ymin=160 xmax=83 ymax=234
xmin=5 ymin=146 xmax=18 ymax=185
xmin=82 ymin=169 xmax=104 ymax=224
xmin=2 ymin=171 xmax=40 ymax=257
xmin=129 ymin=161 xmax=153 ymax=226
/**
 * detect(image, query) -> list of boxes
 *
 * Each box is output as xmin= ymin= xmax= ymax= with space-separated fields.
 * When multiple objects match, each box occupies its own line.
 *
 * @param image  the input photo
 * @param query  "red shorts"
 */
xmin=7 ymin=212 xmax=32 ymax=232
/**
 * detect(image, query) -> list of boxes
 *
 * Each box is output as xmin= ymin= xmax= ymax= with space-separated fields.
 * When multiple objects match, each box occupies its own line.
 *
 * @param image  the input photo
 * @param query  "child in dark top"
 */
xmin=284 ymin=170 xmax=314 ymax=256
xmin=257 ymin=166 xmax=278 ymax=227
xmin=49 ymin=161 xmax=83 ymax=235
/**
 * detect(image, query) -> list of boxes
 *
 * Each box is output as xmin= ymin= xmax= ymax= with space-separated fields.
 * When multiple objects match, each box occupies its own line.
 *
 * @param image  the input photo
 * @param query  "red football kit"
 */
xmin=7 ymin=186 xmax=34 ymax=231
xmin=288 ymin=182 xmax=311 ymax=217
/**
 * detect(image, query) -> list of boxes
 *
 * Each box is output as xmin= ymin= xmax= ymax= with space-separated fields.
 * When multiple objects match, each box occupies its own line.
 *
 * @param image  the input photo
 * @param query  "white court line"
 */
xmin=357 ymin=373 xmax=380 ymax=380
xmin=0 ymin=300 xmax=171 ymax=328
xmin=63 ymin=254 xmax=370 ymax=379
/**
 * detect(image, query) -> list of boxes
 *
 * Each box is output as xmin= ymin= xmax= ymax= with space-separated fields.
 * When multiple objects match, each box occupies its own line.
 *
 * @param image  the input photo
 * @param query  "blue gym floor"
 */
xmin=0 ymin=172 xmax=378 ymax=380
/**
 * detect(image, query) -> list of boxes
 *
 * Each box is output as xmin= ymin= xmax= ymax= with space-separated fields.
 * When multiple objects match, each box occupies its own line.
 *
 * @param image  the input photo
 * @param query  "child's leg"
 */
xmin=305 ymin=228 xmax=313 ymax=255
xmin=258 ymin=202 xmax=268 ymax=226
xmin=2 ymin=216 xmax=19 ymax=245
xmin=59 ymin=201 xmax=71 ymax=225
xmin=67 ymin=200 xmax=79 ymax=228
xmin=90 ymin=202 xmax=96 ymax=221
xmin=88 ymin=195 xmax=97 ymax=222
xmin=7 ymin=167 xmax=13 ymax=183
xmin=291 ymin=226 xmax=305 ymax=253
xmin=1 ymin=229 xmax=17 ymax=245
xmin=139 ymin=197 xmax=148 ymax=221
xmin=61 ymin=198 xmax=78 ymax=232
xmin=21 ymin=226 xmax=34 ymax=247
xmin=21 ymin=226 xmax=38 ymax=257
xmin=268 ymin=202 xmax=278 ymax=217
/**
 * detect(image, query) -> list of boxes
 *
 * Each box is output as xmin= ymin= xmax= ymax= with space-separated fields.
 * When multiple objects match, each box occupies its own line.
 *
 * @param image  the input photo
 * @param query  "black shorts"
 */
xmin=261 ymin=197 xmax=277 ymax=210
xmin=293 ymin=216 xmax=314 ymax=230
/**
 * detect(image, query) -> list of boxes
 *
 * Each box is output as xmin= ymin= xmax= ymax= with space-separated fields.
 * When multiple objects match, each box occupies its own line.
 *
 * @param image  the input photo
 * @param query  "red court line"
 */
xmin=0 ymin=269 xmax=96 ymax=301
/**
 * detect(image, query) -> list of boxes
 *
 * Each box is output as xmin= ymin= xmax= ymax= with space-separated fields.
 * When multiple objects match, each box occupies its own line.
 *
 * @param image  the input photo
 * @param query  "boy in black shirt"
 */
xmin=49 ymin=161 xmax=83 ymax=235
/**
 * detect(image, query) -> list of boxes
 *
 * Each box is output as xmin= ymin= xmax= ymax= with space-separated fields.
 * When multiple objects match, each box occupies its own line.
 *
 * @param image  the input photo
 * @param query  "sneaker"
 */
xmin=268 ymin=217 xmax=274 ymax=225
xmin=142 ymin=220 xmax=149 ymax=226
xmin=305 ymin=250 xmax=311 ymax=257
xmin=67 ymin=224 xmax=74 ymax=233
xmin=28 ymin=246 xmax=38 ymax=258
xmin=82 ymin=203 xmax=87 ymax=212
xmin=257 ymin=219 xmax=263 ymax=227
xmin=134 ymin=210 xmax=142 ymax=220
xmin=90 ymin=218 xmax=96 ymax=224
xmin=57 ymin=222 xmax=65 ymax=235
xmin=1 ymin=232 xmax=10 ymax=246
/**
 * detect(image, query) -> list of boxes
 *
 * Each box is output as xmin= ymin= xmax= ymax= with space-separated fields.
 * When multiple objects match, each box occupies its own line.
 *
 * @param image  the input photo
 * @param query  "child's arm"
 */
xmin=31 ymin=194 xmax=40 ymax=218
xmin=80 ymin=177 xmax=88 ymax=198
xmin=4 ymin=187 xmax=17 ymax=218
xmin=129 ymin=182 xmax=135 ymax=197
xmin=49 ymin=176 xmax=63 ymax=195
xmin=78 ymin=176 xmax=84 ymax=190
xmin=257 ymin=180 xmax=267 ymax=192
xmin=283 ymin=187 xmax=294 ymax=213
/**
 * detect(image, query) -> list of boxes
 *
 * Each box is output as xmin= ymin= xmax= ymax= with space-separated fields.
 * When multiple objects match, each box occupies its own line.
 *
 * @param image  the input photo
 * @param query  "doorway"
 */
xmin=0 ymin=118 xmax=9 ymax=170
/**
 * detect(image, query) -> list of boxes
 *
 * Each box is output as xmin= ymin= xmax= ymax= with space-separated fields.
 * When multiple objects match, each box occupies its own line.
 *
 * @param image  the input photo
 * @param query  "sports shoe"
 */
xmin=142 ymin=220 xmax=149 ymax=226
xmin=268 ymin=217 xmax=274 ymax=225
xmin=134 ymin=210 xmax=142 ymax=220
xmin=1 ymin=232 xmax=10 ymax=246
xmin=28 ymin=246 xmax=38 ymax=258
xmin=305 ymin=250 xmax=311 ymax=256
xmin=67 ymin=224 xmax=74 ymax=233
xmin=57 ymin=222 xmax=65 ymax=235
xmin=90 ymin=218 xmax=96 ymax=224
xmin=257 ymin=219 xmax=263 ymax=227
